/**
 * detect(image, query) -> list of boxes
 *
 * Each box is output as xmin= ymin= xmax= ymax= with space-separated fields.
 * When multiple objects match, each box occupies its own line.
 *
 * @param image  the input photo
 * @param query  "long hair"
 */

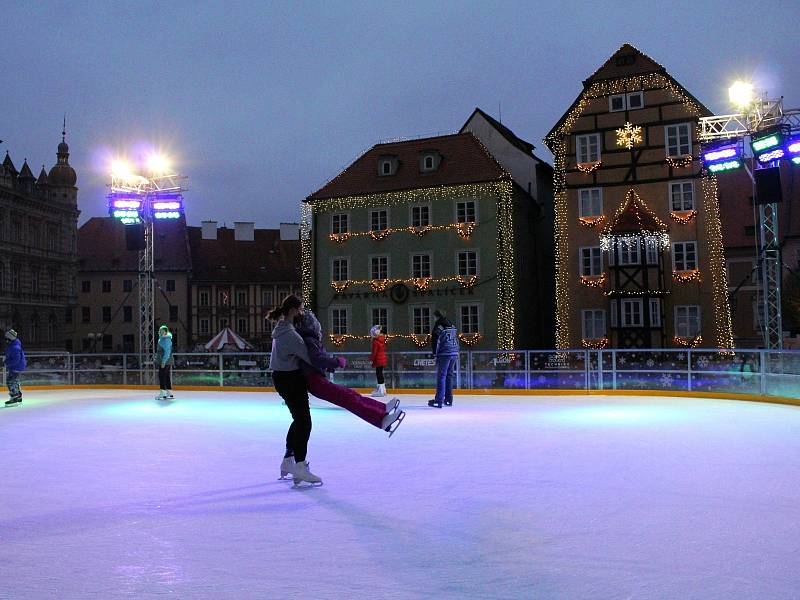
xmin=267 ymin=294 xmax=303 ymax=321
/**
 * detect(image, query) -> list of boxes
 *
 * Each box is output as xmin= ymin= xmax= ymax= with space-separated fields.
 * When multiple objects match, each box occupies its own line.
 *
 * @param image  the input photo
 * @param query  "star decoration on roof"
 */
xmin=616 ymin=122 xmax=643 ymax=149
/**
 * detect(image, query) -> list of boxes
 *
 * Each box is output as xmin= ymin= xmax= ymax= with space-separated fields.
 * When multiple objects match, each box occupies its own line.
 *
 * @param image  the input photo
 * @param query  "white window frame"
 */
xmin=672 ymin=241 xmax=698 ymax=271
xmin=411 ymin=253 xmax=433 ymax=278
xmin=665 ymin=123 xmax=692 ymax=157
xmin=579 ymin=246 xmax=603 ymax=277
xmin=618 ymin=239 xmax=641 ymax=266
xmin=330 ymin=212 xmax=350 ymax=235
xmin=455 ymin=200 xmax=477 ymax=224
xmin=609 ymin=94 xmax=626 ymax=113
xmin=458 ymin=303 xmax=481 ymax=335
xmin=369 ymin=305 xmax=391 ymax=334
xmin=369 ymin=207 xmax=389 ymax=232
xmin=578 ymin=188 xmax=603 ymax=218
xmin=410 ymin=305 xmax=433 ymax=335
xmin=621 ymin=298 xmax=644 ymax=327
xmin=410 ymin=203 xmax=432 ymax=228
xmin=199 ymin=290 xmax=210 ymax=307
xmin=330 ymin=306 xmax=350 ymax=335
xmin=456 ymin=250 xmax=479 ymax=277
xmin=669 ymin=181 xmax=695 ymax=211
xmin=627 ymin=91 xmax=644 ymax=110
xmin=645 ymin=238 xmax=660 ymax=266
xmin=581 ymin=309 xmax=606 ymax=339
xmin=199 ymin=318 xmax=210 ymax=335
xmin=369 ymin=254 xmax=390 ymax=280
xmin=576 ymin=133 xmax=601 ymax=164
xmin=675 ymin=305 xmax=701 ymax=338
xmin=422 ymin=154 xmax=436 ymax=172
xmin=331 ymin=256 xmax=350 ymax=282
xmin=649 ymin=298 xmax=662 ymax=327
xmin=379 ymin=159 xmax=393 ymax=176
xmin=262 ymin=289 xmax=274 ymax=308
xmin=237 ymin=317 xmax=248 ymax=333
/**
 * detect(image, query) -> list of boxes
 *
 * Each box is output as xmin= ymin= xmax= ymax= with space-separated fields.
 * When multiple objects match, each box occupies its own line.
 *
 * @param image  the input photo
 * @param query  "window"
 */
xmin=122 ymin=335 xmax=135 ymax=352
xmin=457 ymin=250 xmax=478 ymax=276
xmin=411 ymin=205 xmax=431 ymax=227
xmin=166 ymin=279 xmax=176 ymax=292
xmin=379 ymin=158 xmax=395 ymax=176
xmin=673 ymin=241 xmax=698 ymax=271
xmin=412 ymin=306 xmax=431 ymax=335
xmin=331 ymin=213 xmax=349 ymax=235
xmin=64 ymin=307 xmax=72 ymax=324
xmin=578 ymin=189 xmax=602 ymax=217
xmin=370 ymin=256 xmax=389 ymax=280
xmin=371 ymin=307 xmax=389 ymax=333
xmin=423 ymin=155 xmax=434 ymax=171
xmin=169 ymin=306 xmax=178 ymax=322
xmin=102 ymin=280 xmax=111 ymax=293
xmin=645 ymin=239 xmax=660 ymax=265
xmin=199 ymin=290 xmax=210 ymax=307
xmin=123 ymin=306 xmax=133 ymax=322
xmin=200 ymin=318 xmax=210 ymax=335
xmin=30 ymin=268 xmax=39 ymax=294
xmin=331 ymin=307 xmax=349 ymax=335
xmin=649 ymin=298 xmax=662 ymax=327
xmin=47 ymin=316 xmax=56 ymax=342
xmin=49 ymin=270 xmax=57 ymax=296
xmin=580 ymin=247 xmax=602 ymax=277
xmin=627 ymin=91 xmax=644 ymax=110
xmin=582 ymin=309 xmax=606 ymax=338
xmin=102 ymin=306 xmax=112 ymax=322
xmin=123 ymin=279 xmax=133 ymax=293
xmin=460 ymin=304 xmax=480 ymax=334
xmin=370 ymin=209 xmax=388 ymax=232
xmin=263 ymin=290 xmax=274 ymax=308
xmin=236 ymin=290 xmax=247 ymax=306
xmin=665 ymin=123 xmax=691 ymax=157
xmin=576 ymin=133 xmax=601 ymax=163
xmin=237 ymin=317 xmax=247 ymax=333
xmin=82 ymin=281 xmax=90 ymax=293
xmin=618 ymin=239 xmax=641 ymax=266
xmin=675 ymin=305 xmax=701 ymax=337
xmin=456 ymin=201 xmax=476 ymax=224
xmin=47 ymin=226 xmax=59 ymax=251
xmin=411 ymin=254 xmax=432 ymax=278
xmin=609 ymin=94 xmax=626 ymax=112
xmin=670 ymin=181 xmax=694 ymax=211
xmin=332 ymin=258 xmax=349 ymax=282
xmin=81 ymin=307 xmax=90 ymax=323
xmin=102 ymin=334 xmax=112 ymax=351
xmin=11 ymin=264 xmax=20 ymax=294
xmin=278 ymin=289 xmax=289 ymax=304
xmin=219 ymin=290 xmax=229 ymax=306
xmin=621 ymin=299 xmax=643 ymax=327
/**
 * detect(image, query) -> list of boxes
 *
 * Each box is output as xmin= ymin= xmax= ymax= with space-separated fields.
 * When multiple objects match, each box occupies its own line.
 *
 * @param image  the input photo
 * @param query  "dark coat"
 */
xmin=4 ymin=339 xmax=26 ymax=372
xmin=296 ymin=326 xmax=340 ymax=374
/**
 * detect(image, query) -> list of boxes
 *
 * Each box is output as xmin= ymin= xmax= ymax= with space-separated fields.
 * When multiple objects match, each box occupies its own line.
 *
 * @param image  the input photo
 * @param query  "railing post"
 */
xmin=219 ymin=353 xmax=224 ymax=387
xmin=584 ymin=350 xmax=590 ymax=391
xmin=760 ymin=349 xmax=768 ymax=396
xmin=71 ymin=353 xmax=76 ymax=385
xmin=525 ymin=351 xmax=530 ymax=390
xmin=612 ymin=349 xmax=618 ymax=390
xmin=687 ymin=349 xmax=693 ymax=392
xmin=123 ymin=354 xmax=127 ymax=386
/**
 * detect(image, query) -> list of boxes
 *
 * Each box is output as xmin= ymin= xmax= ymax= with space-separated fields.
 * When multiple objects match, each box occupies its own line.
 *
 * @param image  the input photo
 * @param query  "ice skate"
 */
xmin=368 ymin=386 xmax=380 ymax=396
xmin=165 ymin=392 xmax=175 ymax=400
xmin=4 ymin=395 xmax=22 ymax=407
xmin=279 ymin=456 xmax=295 ymax=480
xmin=155 ymin=390 xmax=167 ymax=401
xmin=444 ymin=398 xmax=453 ymax=407
xmin=293 ymin=461 xmax=323 ymax=487
xmin=371 ymin=383 xmax=387 ymax=397
xmin=428 ymin=399 xmax=442 ymax=408
xmin=383 ymin=409 xmax=406 ymax=437
xmin=384 ymin=397 xmax=400 ymax=415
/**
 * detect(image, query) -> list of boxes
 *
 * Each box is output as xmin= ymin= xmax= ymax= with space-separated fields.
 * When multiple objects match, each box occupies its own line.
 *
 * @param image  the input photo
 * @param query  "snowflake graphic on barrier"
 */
xmin=619 ymin=357 xmax=627 ymax=365
xmin=646 ymin=359 xmax=655 ymax=368
xmin=697 ymin=356 xmax=710 ymax=369
xmin=677 ymin=353 xmax=686 ymax=362
xmin=660 ymin=373 xmax=674 ymax=388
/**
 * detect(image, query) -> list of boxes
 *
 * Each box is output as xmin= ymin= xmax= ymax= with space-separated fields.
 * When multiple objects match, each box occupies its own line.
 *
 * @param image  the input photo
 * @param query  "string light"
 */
xmin=301 ymin=202 xmax=313 ymax=303
xmin=672 ymin=269 xmax=702 ymax=283
xmin=670 ymin=210 xmax=697 ymax=224
xmin=578 ymin=216 xmax=606 ymax=228
xmin=615 ymin=122 xmax=643 ymax=149
xmin=581 ymin=338 xmax=609 ymax=349
xmin=666 ymin=155 xmax=693 ymax=169
xmin=605 ymin=289 xmax=671 ymax=297
xmin=331 ymin=275 xmax=478 ymax=293
xmin=673 ymin=335 xmax=703 ymax=348
xmin=458 ymin=333 xmax=483 ymax=346
xmin=580 ymin=274 xmax=607 ymax=288
xmin=496 ymin=180 xmax=516 ymax=349
xmin=577 ymin=161 xmax=602 ymax=173
xmin=329 ymin=221 xmax=476 ymax=244
xmin=599 ymin=189 xmax=670 ymax=251
xmin=329 ymin=333 xmax=433 ymax=348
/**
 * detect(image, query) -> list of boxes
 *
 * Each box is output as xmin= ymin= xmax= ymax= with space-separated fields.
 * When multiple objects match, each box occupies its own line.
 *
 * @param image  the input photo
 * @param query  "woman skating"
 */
xmin=369 ymin=324 xmax=388 ymax=397
xmin=155 ymin=325 xmax=174 ymax=400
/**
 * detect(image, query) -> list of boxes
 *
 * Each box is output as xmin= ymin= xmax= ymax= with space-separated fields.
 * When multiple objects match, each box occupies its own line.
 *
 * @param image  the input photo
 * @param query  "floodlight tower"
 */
xmin=108 ymin=157 xmax=186 ymax=379
xmin=699 ymin=84 xmax=800 ymax=349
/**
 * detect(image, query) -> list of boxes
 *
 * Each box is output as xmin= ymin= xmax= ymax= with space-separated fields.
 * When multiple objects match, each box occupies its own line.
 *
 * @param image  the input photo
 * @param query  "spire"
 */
xmin=62 ymin=113 xmax=66 ymax=143
xmin=49 ymin=120 xmax=77 ymax=187
xmin=18 ymin=160 xmax=35 ymax=181
xmin=37 ymin=165 xmax=49 ymax=186
xmin=3 ymin=151 xmax=17 ymax=175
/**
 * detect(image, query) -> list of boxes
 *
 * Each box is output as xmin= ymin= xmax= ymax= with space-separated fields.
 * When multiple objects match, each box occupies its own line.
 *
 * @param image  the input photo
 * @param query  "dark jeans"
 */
xmin=273 ymin=369 xmax=311 ymax=463
xmin=158 ymin=365 xmax=172 ymax=390
xmin=435 ymin=355 xmax=457 ymax=403
xmin=375 ymin=366 xmax=384 ymax=385
xmin=7 ymin=371 xmax=21 ymax=397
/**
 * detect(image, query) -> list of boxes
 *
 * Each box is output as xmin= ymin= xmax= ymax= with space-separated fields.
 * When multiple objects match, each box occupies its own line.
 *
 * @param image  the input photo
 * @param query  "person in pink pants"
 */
xmin=294 ymin=311 xmax=405 ymax=436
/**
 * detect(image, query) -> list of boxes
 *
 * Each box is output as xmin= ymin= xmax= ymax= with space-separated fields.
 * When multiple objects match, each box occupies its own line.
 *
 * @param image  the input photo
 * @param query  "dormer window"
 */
xmin=378 ymin=155 xmax=398 ymax=176
xmin=420 ymin=151 xmax=440 ymax=173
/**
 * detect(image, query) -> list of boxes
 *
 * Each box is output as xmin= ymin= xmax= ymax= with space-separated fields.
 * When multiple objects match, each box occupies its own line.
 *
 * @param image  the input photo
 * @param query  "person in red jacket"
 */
xmin=369 ymin=324 xmax=388 ymax=397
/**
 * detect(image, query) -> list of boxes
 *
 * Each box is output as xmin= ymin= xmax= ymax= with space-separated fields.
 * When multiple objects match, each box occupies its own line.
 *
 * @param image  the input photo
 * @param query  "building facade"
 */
xmin=76 ymin=217 xmax=191 ymax=352
xmin=187 ymin=221 xmax=302 ymax=351
xmin=304 ymin=127 xmax=553 ymax=351
xmin=544 ymin=44 xmax=734 ymax=350
xmin=0 ymin=134 xmax=79 ymax=350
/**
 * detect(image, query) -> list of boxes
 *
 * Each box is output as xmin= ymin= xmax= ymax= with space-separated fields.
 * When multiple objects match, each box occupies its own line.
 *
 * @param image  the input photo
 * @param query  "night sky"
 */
xmin=3 ymin=1 xmax=798 ymax=228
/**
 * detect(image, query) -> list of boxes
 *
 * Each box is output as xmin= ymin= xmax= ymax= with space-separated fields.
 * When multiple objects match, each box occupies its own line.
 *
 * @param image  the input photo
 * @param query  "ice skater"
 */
xmin=4 ymin=329 xmax=26 ymax=407
xmin=268 ymin=295 xmax=322 ymax=487
xmin=295 ymin=311 xmax=404 ymax=436
xmin=428 ymin=310 xmax=459 ymax=408
xmin=155 ymin=325 xmax=174 ymax=401
xmin=369 ymin=324 xmax=387 ymax=397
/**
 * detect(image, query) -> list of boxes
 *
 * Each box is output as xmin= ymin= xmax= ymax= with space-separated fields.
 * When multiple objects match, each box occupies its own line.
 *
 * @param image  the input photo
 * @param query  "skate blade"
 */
xmin=292 ymin=479 xmax=323 ymax=488
xmin=278 ymin=473 xmax=293 ymax=480
xmin=386 ymin=410 xmax=406 ymax=437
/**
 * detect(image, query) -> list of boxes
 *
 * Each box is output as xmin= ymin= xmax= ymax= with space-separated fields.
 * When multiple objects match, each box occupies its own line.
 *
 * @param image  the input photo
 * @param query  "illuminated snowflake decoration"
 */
xmin=660 ymin=373 xmax=674 ymax=388
xmin=616 ymin=122 xmax=643 ymax=149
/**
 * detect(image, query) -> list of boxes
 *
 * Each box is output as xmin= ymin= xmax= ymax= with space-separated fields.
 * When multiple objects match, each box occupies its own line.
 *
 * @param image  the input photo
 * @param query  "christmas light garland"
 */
xmin=578 ymin=215 xmax=606 ymax=228
xmin=458 ymin=333 xmax=483 ymax=346
xmin=672 ymin=269 xmax=702 ymax=283
xmin=496 ymin=180 xmax=516 ymax=349
xmin=670 ymin=210 xmax=697 ymax=224
xmin=673 ymin=335 xmax=703 ymax=348
xmin=329 ymin=221 xmax=476 ymax=244
xmin=329 ymin=333 xmax=432 ymax=348
xmin=599 ymin=189 xmax=670 ymax=251
xmin=666 ymin=155 xmax=693 ymax=169
xmin=301 ymin=202 xmax=314 ymax=302
xmin=331 ymin=275 xmax=478 ymax=293
xmin=581 ymin=337 xmax=609 ymax=349
xmin=577 ymin=161 xmax=602 ymax=173
xmin=580 ymin=274 xmax=607 ymax=288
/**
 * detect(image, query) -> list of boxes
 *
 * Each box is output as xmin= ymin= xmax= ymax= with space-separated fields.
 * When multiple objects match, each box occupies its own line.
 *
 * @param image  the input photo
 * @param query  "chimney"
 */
xmin=234 ymin=221 xmax=255 ymax=241
xmin=280 ymin=222 xmax=300 ymax=241
xmin=201 ymin=221 xmax=218 ymax=240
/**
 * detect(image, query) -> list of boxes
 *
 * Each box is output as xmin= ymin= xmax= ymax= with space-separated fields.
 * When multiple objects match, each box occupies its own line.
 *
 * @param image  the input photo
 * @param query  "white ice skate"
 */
xmin=292 ymin=461 xmax=323 ymax=487
xmin=155 ymin=390 xmax=167 ymax=401
xmin=368 ymin=387 xmax=380 ymax=396
xmin=384 ymin=397 xmax=400 ymax=416
xmin=279 ymin=456 xmax=295 ymax=480
xmin=371 ymin=383 xmax=387 ymax=397
xmin=165 ymin=392 xmax=174 ymax=400
xmin=382 ymin=408 xmax=406 ymax=437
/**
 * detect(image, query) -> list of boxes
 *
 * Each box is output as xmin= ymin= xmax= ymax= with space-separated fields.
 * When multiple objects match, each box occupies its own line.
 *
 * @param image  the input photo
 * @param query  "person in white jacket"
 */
xmin=267 ymin=294 xmax=321 ymax=486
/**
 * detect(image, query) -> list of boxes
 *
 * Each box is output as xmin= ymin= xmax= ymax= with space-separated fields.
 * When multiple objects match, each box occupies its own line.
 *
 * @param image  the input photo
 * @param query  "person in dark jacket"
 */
xmin=428 ymin=311 xmax=459 ymax=408
xmin=4 ymin=329 xmax=26 ymax=406
xmin=155 ymin=325 xmax=175 ymax=400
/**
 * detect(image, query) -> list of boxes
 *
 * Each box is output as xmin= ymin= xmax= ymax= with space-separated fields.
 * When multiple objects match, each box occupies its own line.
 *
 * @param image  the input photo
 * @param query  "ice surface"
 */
xmin=2 ymin=390 xmax=800 ymax=599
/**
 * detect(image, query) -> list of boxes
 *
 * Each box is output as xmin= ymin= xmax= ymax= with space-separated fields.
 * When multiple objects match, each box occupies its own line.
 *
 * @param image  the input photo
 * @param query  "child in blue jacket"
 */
xmin=4 ymin=329 xmax=26 ymax=406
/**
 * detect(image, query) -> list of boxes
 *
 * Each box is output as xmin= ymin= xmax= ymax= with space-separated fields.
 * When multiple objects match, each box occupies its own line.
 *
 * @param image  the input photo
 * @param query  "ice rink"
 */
xmin=2 ymin=389 xmax=800 ymax=599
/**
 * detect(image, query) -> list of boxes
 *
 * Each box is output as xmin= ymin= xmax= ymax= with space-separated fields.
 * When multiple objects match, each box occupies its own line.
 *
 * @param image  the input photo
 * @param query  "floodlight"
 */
xmin=751 ymin=126 xmax=788 ymax=163
xmin=702 ymin=139 xmax=743 ymax=173
xmin=111 ymin=159 xmax=134 ymax=180
xmin=729 ymin=81 xmax=754 ymax=108
xmin=147 ymin=154 xmax=170 ymax=175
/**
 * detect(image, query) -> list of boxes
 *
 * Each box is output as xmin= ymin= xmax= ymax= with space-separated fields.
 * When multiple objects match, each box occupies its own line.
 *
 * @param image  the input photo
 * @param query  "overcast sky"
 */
xmin=3 ymin=0 xmax=798 ymax=228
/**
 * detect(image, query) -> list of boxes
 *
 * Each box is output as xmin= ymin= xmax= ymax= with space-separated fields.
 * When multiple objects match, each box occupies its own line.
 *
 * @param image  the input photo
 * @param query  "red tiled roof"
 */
xmin=78 ymin=217 xmax=191 ymax=272
xmin=187 ymin=226 xmax=301 ymax=284
xmin=306 ymin=132 xmax=507 ymax=201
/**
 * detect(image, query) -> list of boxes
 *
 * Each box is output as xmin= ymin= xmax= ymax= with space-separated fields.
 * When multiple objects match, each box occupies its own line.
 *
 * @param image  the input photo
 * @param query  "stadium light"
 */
xmin=702 ymin=139 xmax=743 ymax=173
xmin=729 ymin=81 xmax=754 ymax=109
xmin=787 ymin=138 xmax=800 ymax=165
xmin=146 ymin=153 xmax=170 ymax=175
xmin=751 ymin=127 xmax=788 ymax=164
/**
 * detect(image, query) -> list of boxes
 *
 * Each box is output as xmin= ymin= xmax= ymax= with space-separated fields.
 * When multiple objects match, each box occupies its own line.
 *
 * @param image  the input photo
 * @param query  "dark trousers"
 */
xmin=273 ymin=370 xmax=311 ymax=463
xmin=435 ymin=355 xmax=457 ymax=403
xmin=375 ymin=366 xmax=384 ymax=385
xmin=7 ymin=371 xmax=21 ymax=398
xmin=158 ymin=365 xmax=172 ymax=390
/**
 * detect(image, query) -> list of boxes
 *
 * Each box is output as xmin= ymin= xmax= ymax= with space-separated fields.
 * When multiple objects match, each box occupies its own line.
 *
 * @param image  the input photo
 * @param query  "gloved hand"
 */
xmin=336 ymin=356 xmax=347 ymax=368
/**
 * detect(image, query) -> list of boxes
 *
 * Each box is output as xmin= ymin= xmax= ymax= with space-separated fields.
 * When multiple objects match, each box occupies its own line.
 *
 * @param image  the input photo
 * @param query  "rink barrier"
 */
xmin=7 ymin=349 xmax=800 ymax=407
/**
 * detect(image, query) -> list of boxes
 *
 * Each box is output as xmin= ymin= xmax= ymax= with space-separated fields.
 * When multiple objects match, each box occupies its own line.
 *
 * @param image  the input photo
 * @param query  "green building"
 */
xmin=303 ymin=117 xmax=553 ymax=351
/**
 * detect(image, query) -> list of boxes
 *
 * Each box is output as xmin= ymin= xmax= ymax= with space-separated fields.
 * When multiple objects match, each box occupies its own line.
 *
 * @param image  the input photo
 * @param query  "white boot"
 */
xmin=374 ymin=383 xmax=387 ymax=397
xmin=293 ymin=461 xmax=323 ymax=487
xmin=279 ymin=456 xmax=295 ymax=480
xmin=155 ymin=389 xmax=166 ymax=400
xmin=165 ymin=390 xmax=174 ymax=400
xmin=384 ymin=397 xmax=400 ymax=415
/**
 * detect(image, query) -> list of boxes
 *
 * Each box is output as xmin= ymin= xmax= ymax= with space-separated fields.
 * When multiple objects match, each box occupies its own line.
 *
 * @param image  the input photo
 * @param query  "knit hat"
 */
xmin=370 ymin=325 xmax=382 ymax=337
xmin=298 ymin=310 xmax=323 ymax=341
xmin=5 ymin=329 xmax=18 ymax=341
